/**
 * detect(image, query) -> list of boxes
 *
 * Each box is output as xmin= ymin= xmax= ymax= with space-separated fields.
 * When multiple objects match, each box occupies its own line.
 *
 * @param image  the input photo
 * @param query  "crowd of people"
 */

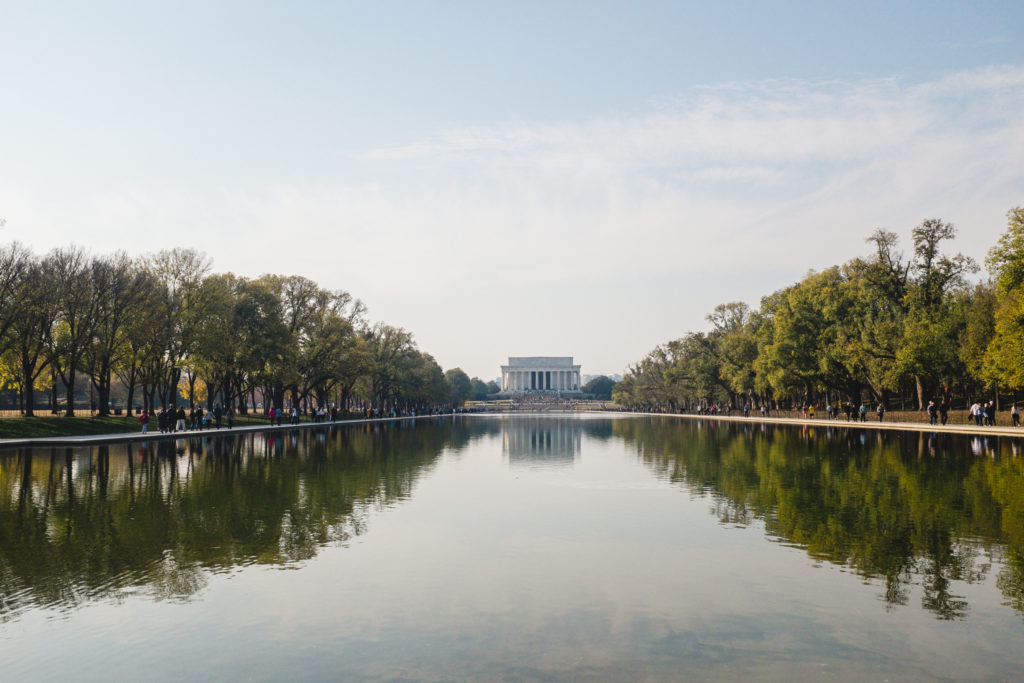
xmin=137 ymin=401 xmax=460 ymax=433
xmin=509 ymin=393 xmax=582 ymax=410
xmin=620 ymin=397 xmax=1023 ymax=429
xmin=138 ymin=403 xmax=234 ymax=433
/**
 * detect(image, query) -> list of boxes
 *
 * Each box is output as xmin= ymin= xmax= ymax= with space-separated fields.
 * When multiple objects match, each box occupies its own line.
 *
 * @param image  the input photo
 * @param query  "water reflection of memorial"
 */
xmin=502 ymin=418 xmax=582 ymax=468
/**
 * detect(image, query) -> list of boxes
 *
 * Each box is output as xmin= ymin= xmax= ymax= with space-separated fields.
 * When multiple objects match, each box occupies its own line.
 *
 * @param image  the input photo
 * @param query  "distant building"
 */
xmin=500 ymin=356 xmax=582 ymax=393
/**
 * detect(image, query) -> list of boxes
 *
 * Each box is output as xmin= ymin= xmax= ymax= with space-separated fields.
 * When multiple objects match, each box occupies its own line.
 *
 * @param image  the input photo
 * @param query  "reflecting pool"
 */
xmin=2 ymin=415 xmax=1024 ymax=680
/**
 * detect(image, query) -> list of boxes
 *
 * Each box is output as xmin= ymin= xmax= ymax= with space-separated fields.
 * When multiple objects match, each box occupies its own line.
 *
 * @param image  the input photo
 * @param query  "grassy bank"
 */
xmin=0 ymin=413 xmax=291 ymax=439
xmin=0 ymin=416 xmax=140 ymax=439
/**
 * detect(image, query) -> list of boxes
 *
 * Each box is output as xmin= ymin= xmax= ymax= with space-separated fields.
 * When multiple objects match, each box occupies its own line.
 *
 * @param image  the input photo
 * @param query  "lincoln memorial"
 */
xmin=500 ymin=356 xmax=582 ymax=393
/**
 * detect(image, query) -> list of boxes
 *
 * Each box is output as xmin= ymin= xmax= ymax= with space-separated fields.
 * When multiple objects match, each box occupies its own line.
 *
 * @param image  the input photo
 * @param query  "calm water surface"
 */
xmin=1 ymin=415 xmax=1024 ymax=680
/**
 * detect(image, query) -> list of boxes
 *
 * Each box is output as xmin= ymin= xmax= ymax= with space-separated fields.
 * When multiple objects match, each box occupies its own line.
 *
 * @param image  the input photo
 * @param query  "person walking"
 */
xmin=139 ymin=410 xmax=149 ymax=434
xmin=214 ymin=403 xmax=223 ymax=429
xmin=939 ymin=400 xmax=949 ymax=426
xmin=859 ymin=403 xmax=867 ymax=422
xmin=226 ymin=405 xmax=234 ymax=429
xmin=1013 ymin=402 xmax=1020 ymax=427
xmin=927 ymin=400 xmax=938 ymax=425
xmin=876 ymin=403 xmax=885 ymax=422
xmin=175 ymin=405 xmax=186 ymax=432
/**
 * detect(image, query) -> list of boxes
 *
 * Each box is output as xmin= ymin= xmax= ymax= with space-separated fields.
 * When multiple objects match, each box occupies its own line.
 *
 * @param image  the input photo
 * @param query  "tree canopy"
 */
xmin=615 ymin=213 xmax=1021 ymax=412
xmin=583 ymin=375 xmax=616 ymax=400
xmin=0 ymin=244 xmax=465 ymax=415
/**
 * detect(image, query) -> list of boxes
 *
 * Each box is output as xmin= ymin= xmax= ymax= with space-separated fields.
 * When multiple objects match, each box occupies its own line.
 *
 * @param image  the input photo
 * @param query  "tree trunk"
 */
xmin=125 ymin=380 xmax=136 ymax=416
xmin=63 ymin=366 xmax=77 ymax=417
xmin=20 ymin=353 xmax=36 ymax=417
xmin=168 ymin=367 xmax=182 ymax=408
xmin=95 ymin=365 xmax=112 ymax=416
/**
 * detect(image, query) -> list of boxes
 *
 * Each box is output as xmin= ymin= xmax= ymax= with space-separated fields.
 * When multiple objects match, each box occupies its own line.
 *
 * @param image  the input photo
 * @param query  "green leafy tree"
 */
xmin=987 ymin=207 xmax=1024 ymax=296
xmin=445 ymin=367 xmax=472 ymax=406
xmin=365 ymin=324 xmax=415 ymax=408
xmin=985 ymin=208 xmax=1024 ymax=391
xmin=583 ymin=375 xmax=616 ymax=399
xmin=470 ymin=377 xmax=491 ymax=401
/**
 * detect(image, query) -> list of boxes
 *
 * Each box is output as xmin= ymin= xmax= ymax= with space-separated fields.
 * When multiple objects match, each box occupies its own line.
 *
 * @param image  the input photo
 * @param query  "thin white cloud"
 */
xmin=4 ymin=66 xmax=1023 ymax=377
xmin=359 ymin=67 xmax=1024 ymax=169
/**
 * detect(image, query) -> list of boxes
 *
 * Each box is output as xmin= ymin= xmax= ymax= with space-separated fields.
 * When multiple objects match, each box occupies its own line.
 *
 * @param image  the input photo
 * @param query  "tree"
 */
xmin=470 ymin=377 xmax=491 ymax=401
xmin=0 ymin=243 xmax=31 ymax=357
xmin=8 ymin=257 xmax=56 ymax=415
xmin=957 ymin=283 xmax=996 ymax=395
xmin=45 ymin=247 xmax=100 ymax=416
xmin=150 ymin=248 xmax=213 ymax=407
xmin=896 ymin=219 xmax=977 ymax=406
xmin=113 ymin=267 xmax=163 ymax=414
xmin=445 ymin=368 xmax=472 ymax=406
xmin=583 ymin=375 xmax=615 ymax=400
xmin=365 ymin=324 xmax=415 ymax=408
xmin=86 ymin=252 xmax=150 ymax=415
xmin=397 ymin=352 xmax=448 ymax=409
xmin=986 ymin=207 xmax=1024 ymax=296
xmin=985 ymin=208 xmax=1024 ymax=392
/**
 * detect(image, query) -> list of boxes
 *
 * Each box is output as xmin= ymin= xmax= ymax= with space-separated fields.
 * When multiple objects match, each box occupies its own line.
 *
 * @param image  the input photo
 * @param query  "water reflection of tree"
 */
xmin=0 ymin=418 xmax=470 ymax=620
xmin=614 ymin=418 xmax=1024 ymax=620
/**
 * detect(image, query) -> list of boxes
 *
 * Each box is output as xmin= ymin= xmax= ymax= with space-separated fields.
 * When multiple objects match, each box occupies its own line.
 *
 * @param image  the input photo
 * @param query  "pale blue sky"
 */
xmin=2 ymin=2 xmax=1023 ymax=379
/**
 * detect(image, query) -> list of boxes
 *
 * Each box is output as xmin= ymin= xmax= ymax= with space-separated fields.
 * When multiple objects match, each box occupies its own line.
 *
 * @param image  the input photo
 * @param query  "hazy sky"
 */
xmin=2 ymin=1 xmax=1023 ymax=380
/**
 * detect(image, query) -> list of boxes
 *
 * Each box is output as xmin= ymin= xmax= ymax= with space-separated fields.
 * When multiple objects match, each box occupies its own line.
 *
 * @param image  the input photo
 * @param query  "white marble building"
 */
xmin=500 ymin=356 xmax=582 ymax=393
